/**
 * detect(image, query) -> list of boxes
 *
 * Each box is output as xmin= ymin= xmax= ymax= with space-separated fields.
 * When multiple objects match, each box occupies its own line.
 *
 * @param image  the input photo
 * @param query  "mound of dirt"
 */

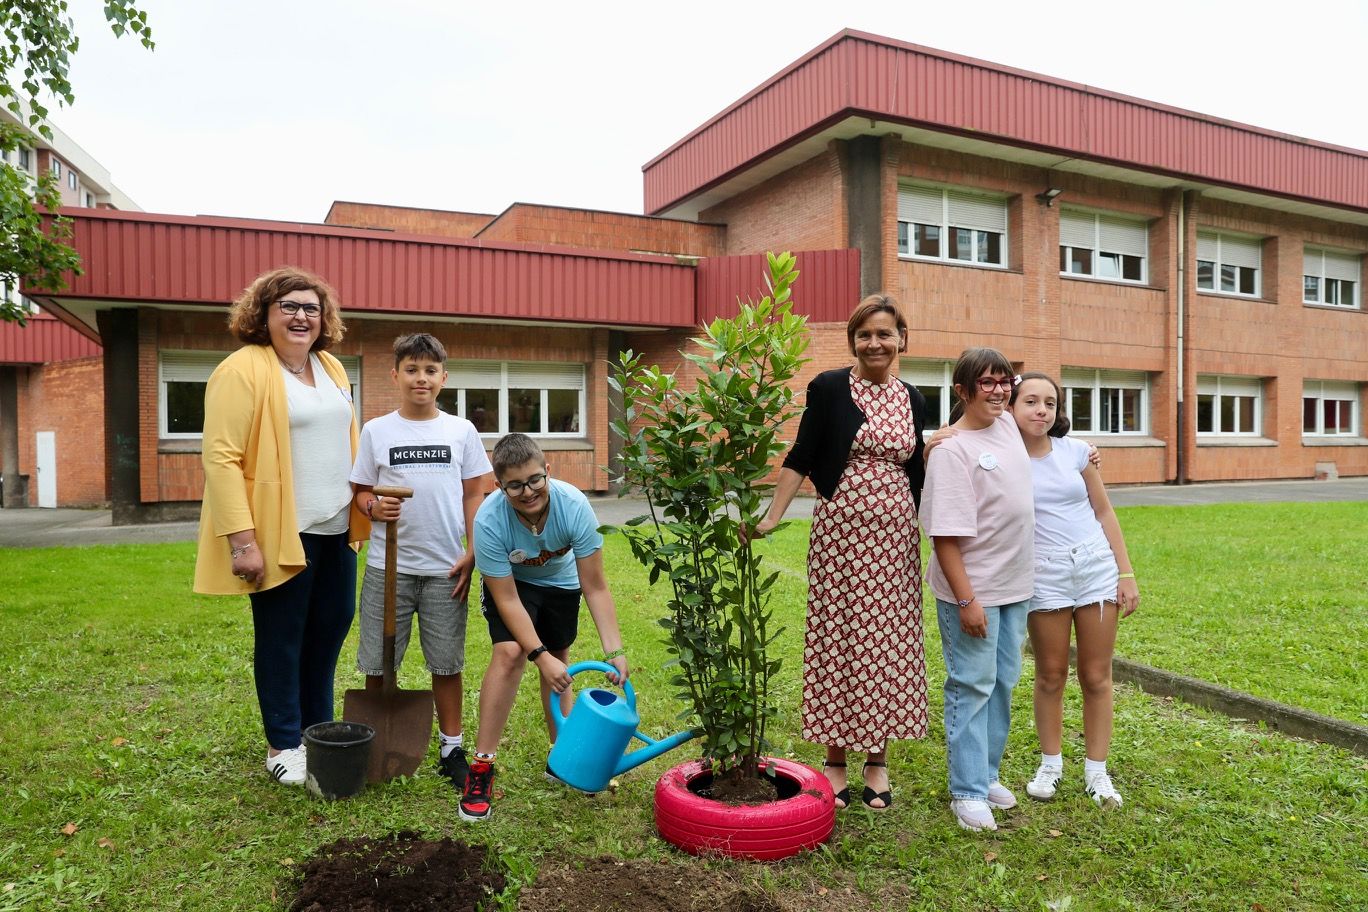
xmin=290 ymin=831 xmax=506 ymax=912
xmin=516 ymin=856 xmax=780 ymax=912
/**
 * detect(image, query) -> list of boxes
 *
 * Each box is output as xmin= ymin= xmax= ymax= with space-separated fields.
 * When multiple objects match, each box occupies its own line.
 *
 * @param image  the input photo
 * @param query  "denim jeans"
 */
xmin=936 ymin=597 xmax=1030 ymax=800
xmin=249 ymin=532 xmax=357 ymax=749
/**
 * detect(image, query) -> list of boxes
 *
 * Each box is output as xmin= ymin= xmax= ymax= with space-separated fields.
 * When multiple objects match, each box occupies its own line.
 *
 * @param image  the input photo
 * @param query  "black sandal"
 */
xmin=861 ymin=761 xmax=892 ymax=811
xmin=822 ymin=760 xmax=850 ymax=809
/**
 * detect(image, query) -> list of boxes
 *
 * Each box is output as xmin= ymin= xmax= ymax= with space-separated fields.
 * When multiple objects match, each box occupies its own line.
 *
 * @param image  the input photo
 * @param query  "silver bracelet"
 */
xmin=230 ymin=541 xmax=256 ymax=559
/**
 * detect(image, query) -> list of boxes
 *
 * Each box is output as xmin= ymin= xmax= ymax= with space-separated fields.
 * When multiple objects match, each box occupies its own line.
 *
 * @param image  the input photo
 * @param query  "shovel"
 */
xmin=343 ymin=484 xmax=434 ymax=782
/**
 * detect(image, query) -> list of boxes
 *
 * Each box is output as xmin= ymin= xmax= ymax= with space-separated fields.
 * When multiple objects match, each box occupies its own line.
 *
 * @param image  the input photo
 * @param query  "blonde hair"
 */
xmin=226 ymin=266 xmax=345 ymax=351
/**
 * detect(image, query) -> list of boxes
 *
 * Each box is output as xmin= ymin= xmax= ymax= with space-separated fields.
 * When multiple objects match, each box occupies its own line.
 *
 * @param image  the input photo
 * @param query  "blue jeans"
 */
xmin=936 ymin=598 xmax=1030 ymax=800
xmin=249 ymin=532 xmax=357 ymax=750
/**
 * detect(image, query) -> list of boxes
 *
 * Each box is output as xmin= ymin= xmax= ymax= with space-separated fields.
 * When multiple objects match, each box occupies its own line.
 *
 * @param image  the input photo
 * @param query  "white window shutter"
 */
xmin=1324 ymin=251 xmax=1360 ymax=282
xmin=1097 ymin=369 xmax=1147 ymax=387
xmin=507 ymin=362 xmax=585 ymax=389
xmin=161 ymin=350 xmax=229 ymax=382
xmin=946 ymin=190 xmax=1007 ymax=233
xmin=1196 ymin=375 xmax=1219 ymax=396
xmin=1196 ymin=232 xmax=1218 ymax=261
xmin=335 ymin=355 xmax=361 ymax=386
xmin=1059 ymin=211 xmax=1095 ymax=249
xmin=447 ymin=360 xmax=504 ymax=388
xmin=1304 ymin=248 xmax=1322 ymax=277
xmin=897 ymin=186 xmax=942 ymax=225
xmin=1060 ymin=368 xmax=1095 ymax=387
xmin=1098 ymin=217 xmax=1147 ymax=257
xmin=900 ymin=359 xmax=950 ymax=386
xmin=1219 ymin=236 xmax=1262 ymax=269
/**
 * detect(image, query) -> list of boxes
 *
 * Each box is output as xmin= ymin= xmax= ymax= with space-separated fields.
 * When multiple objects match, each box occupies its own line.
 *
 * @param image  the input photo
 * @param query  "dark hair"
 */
xmin=947 ymin=346 xmax=1014 ymax=423
xmin=393 ymin=332 xmax=447 ymax=367
xmin=491 ymin=433 xmax=546 ymax=478
xmin=1009 ymin=371 xmax=1071 ymax=437
xmin=226 ymin=266 xmax=344 ymax=350
xmin=845 ymin=293 xmax=908 ymax=355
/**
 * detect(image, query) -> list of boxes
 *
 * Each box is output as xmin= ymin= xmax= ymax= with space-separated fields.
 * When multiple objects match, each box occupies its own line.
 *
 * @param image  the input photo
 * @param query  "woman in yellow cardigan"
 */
xmin=194 ymin=266 xmax=370 ymax=787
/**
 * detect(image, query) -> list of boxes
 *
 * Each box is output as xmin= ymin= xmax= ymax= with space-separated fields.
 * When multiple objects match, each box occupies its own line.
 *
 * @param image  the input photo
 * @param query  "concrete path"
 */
xmin=0 ymin=477 xmax=1364 ymax=549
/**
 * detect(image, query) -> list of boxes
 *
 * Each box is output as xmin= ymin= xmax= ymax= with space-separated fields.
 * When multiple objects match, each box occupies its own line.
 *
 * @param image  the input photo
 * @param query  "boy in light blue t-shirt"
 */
xmin=457 ymin=433 xmax=629 ymax=823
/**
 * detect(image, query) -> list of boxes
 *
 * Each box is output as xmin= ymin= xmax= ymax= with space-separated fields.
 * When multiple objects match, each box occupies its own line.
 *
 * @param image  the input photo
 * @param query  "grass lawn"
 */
xmin=0 ymin=505 xmax=1365 ymax=911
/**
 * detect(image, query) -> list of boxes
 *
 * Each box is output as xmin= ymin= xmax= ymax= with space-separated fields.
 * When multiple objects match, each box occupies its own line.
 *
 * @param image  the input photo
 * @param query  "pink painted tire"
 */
xmin=654 ymin=757 xmax=835 ymax=861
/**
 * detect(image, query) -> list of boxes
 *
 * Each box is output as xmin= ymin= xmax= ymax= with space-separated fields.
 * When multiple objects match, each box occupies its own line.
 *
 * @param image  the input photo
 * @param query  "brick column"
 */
xmin=0 ymin=366 xmax=25 ymax=507
xmin=97 ymin=308 xmax=142 ymax=524
xmin=845 ymin=135 xmax=883 ymax=297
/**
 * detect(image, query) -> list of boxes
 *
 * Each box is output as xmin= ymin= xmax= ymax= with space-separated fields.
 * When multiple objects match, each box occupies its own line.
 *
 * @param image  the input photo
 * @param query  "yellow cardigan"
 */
xmin=193 ymin=344 xmax=370 ymax=595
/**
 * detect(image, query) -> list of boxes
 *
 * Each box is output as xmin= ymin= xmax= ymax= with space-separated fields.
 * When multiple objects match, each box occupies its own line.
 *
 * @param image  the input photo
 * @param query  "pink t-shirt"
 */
xmin=923 ymin=413 xmax=1035 ymax=606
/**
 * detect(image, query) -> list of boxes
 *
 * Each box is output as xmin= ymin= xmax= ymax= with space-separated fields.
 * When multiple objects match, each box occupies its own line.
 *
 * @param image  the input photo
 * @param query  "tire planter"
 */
xmin=654 ymin=757 xmax=835 ymax=861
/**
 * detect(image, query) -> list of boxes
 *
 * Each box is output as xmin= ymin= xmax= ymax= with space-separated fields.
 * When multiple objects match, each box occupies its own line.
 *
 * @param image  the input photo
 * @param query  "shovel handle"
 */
xmin=376 ymin=486 xmax=413 ymax=694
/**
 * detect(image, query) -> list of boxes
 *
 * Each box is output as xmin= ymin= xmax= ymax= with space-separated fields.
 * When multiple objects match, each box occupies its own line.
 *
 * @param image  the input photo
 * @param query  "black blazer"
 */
xmin=782 ymin=367 xmax=927 ymax=507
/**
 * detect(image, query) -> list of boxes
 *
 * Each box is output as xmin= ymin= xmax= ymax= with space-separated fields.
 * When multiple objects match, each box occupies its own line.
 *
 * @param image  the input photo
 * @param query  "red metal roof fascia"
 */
xmin=0 ymin=312 xmax=102 ymax=364
xmin=26 ymin=210 xmax=699 ymax=329
xmin=644 ymin=31 xmax=1368 ymax=216
xmin=696 ymin=249 xmax=860 ymax=325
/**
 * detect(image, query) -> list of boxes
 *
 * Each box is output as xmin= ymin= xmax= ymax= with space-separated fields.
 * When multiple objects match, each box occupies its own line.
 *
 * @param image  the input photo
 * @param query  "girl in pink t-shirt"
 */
xmin=922 ymin=347 xmax=1035 ymax=832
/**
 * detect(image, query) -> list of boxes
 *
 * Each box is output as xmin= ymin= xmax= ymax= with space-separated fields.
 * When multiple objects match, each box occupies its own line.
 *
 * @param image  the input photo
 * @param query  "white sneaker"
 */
xmin=950 ymin=798 xmax=998 ymax=831
xmin=1026 ymin=763 xmax=1062 ymax=801
xmin=265 ymin=746 xmax=307 ymax=786
xmin=987 ymin=781 xmax=1017 ymax=809
xmin=1085 ymin=771 xmax=1123 ymax=808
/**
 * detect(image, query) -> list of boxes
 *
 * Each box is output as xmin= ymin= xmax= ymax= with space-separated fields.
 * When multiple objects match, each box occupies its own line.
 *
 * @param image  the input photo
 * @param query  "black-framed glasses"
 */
xmin=975 ymin=376 xmax=1014 ymax=393
xmin=500 ymin=473 xmax=548 ymax=495
xmin=277 ymin=300 xmax=322 ymax=318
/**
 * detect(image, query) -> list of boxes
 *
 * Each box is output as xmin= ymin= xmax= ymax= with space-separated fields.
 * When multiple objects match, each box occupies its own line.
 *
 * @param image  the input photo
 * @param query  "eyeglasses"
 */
xmin=500 ymin=473 xmax=548 ymax=495
xmin=975 ymin=376 xmax=1014 ymax=393
xmin=277 ymin=300 xmax=322 ymax=318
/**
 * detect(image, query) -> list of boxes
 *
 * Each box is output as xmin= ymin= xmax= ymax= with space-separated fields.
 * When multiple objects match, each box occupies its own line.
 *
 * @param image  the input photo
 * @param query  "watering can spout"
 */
xmin=614 ymin=728 xmax=698 ymax=776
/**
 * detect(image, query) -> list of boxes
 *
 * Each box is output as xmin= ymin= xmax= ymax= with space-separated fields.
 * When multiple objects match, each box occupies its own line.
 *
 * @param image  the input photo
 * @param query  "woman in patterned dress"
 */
xmin=753 ymin=294 xmax=927 ymax=810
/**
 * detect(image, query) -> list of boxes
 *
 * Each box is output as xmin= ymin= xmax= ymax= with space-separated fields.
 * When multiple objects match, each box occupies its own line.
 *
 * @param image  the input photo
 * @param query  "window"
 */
xmin=1303 ymin=247 xmax=1359 ymax=309
xmin=159 ymin=351 xmax=360 ymax=437
xmin=18 ymin=147 xmax=30 ymax=170
xmin=438 ymin=361 xmax=584 ymax=437
xmin=68 ymin=170 xmax=77 ymax=190
xmin=84 ymin=192 xmax=94 ymax=207
xmin=1196 ymin=232 xmax=1261 ymax=297
xmin=1062 ymin=369 xmax=1149 ymax=435
xmin=1302 ymin=381 xmax=1359 ymax=437
xmin=1196 ymin=376 xmax=1262 ymax=436
xmin=897 ymin=185 xmax=1008 ymax=267
xmin=50 ymin=158 xmax=61 ymax=178
xmin=1059 ymin=210 xmax=1147 ymax=283
xmin=900 ymin=359 xmax=958 ymax=431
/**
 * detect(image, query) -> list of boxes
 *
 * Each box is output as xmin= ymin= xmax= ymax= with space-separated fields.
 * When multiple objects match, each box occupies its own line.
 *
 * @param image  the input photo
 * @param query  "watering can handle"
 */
xmin=549 ymin=660 xmax=638 ymax=735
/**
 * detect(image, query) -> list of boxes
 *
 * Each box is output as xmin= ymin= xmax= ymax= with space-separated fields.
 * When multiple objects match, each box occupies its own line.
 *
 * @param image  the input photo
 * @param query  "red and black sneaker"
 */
xmin=458 ymin=759 xmax=496 ymax=822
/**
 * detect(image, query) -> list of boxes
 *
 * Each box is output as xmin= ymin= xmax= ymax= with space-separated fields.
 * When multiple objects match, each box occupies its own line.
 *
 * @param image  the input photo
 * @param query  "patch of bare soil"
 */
xmin=290 ymin=832 xmax=506 ymax=912
xmin=516 ymin=857 xmax=781 ymax=912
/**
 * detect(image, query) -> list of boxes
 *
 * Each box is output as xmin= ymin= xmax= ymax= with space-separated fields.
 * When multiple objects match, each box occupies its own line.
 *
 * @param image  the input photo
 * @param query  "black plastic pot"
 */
xmin=303 ymin=721 xmax=375 ymax=800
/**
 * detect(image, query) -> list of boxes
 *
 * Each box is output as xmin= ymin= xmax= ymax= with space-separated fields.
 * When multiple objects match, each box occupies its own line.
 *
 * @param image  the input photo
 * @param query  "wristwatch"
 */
xmin=956 ymin=596 xmax=975 ymax=608
xmin=527 ymin=645 xmax=548 ymax=663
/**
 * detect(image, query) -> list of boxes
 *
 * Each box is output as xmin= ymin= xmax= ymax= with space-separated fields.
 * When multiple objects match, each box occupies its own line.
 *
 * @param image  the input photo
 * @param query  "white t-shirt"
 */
xmin=1031 ymin=435 xmax=1104 ymax=552
xmin=922 ymin=413 xmax=1035 ymax=606
xmin=285 ymin=355 xmax=355 ymax=535
xmin=350 ymin=410 xmax=492 ymax=575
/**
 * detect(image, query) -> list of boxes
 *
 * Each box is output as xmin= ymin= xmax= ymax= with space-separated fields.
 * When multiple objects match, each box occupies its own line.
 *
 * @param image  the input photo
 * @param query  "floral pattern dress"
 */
xmin=801 ymin=374 xmax=927 ymax=751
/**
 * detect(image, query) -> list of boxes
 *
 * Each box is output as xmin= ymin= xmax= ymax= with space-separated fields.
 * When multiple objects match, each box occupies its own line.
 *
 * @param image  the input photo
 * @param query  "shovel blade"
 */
xmin=343 ymin=686 xmax=434 ymax=783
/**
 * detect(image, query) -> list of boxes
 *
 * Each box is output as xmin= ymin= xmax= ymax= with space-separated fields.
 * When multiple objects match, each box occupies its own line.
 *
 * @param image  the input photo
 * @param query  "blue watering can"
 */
xmin=548 ymin=661 xmax=697 ymax=794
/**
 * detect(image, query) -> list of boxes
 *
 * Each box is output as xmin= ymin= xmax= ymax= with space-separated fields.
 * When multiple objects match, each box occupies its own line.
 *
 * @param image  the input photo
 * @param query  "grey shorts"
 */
xmin=356 ymin=567 xmax=468 ymax=676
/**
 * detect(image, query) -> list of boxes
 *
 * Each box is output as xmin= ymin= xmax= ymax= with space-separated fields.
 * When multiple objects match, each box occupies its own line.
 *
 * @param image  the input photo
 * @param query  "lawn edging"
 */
xmin=1111 ymin=656 xmax=1368 ymax=755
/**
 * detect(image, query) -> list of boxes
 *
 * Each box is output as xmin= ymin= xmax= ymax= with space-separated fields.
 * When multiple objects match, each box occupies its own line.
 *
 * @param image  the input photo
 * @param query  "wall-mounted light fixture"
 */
xmin=1036 ymin=188 xmax=1064 ymax=207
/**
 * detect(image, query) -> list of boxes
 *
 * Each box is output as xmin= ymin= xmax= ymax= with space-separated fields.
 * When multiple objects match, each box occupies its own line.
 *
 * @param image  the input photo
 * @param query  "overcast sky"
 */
xmin=48 ymin=0 xmax=1368 ymax=223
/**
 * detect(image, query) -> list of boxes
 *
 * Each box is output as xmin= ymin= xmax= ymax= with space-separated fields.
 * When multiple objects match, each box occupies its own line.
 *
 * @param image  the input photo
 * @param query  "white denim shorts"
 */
xmin=1030 ymin=534 xmax=1119 ymax=613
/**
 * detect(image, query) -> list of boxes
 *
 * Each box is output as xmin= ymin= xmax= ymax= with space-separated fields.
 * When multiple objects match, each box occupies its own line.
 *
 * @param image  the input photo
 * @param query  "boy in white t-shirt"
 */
xmin=350 ymin=333 xmax=494 ymax=789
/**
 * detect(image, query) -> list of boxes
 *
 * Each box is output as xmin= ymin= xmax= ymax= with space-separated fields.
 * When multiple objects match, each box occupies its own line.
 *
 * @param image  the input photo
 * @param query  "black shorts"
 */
xmin=480 ymin=578 xmax=582 ymax=651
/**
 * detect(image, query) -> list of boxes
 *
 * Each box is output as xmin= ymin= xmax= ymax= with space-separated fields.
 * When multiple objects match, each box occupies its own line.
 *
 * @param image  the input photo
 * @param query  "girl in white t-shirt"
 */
xmin=922 ymin=347 xmax=1036 ymax=832
xmin=1009 ymin=372 xmax=1139 ymax=809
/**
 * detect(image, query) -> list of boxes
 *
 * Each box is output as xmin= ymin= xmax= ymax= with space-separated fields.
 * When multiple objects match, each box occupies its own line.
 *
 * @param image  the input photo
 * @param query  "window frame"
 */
xmin=1196 ymin=375 xmax=1263 ymax=437
xmin=1302 ymin=380 xmax=1360 ymax=437
xmin=1060 ymin=369 xmax=1150 ymax=436
xmin=67 ymin=170 xmax=77 ymax=191
xmin=17 ymin=147 xmax=31 ymax=170
xmin=1196 ymin=231 xmax=1263 ymax=298
xmin=1058 ymin=210 xmax=1149 ymax=284
xmin=1302 ymin=247 xmax=1360 ymax=310
xmin=158 ymin=350 xmax=361 ymax=439
xmin=900 ymin=358 xmax=957 ymax=431
xmin=440 ymin=360 xmax=586 ymax=439
xmin=896 ymin=184 xmax=1009 ymax=269
xmin=50 ymin=157 xmax=61 ymax=178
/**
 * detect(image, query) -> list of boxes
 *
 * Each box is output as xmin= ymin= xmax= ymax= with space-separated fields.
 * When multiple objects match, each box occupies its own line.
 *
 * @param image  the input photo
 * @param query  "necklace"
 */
xmin=278 ymin=353 xmax=308 ymax=376
xmin=521 ymin=501 xmax=551 ymax=536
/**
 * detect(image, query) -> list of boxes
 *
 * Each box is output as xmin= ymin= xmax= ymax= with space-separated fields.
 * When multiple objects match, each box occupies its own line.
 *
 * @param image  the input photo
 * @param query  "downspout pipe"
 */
xmin=1175 ymin=192 xmax=1187 ymax=485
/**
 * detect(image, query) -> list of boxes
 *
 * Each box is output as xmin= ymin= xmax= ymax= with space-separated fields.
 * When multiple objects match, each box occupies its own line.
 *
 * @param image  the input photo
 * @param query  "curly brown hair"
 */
xmin=226 ymin=266 xmax=345 ymax=350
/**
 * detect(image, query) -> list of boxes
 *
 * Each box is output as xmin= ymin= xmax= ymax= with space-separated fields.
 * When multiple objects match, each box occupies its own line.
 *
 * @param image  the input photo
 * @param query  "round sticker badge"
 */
xmin=978 ymin=452 xmax=999 ymax=471
xmin=508 ymin=549 xmax=527 ymax=564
